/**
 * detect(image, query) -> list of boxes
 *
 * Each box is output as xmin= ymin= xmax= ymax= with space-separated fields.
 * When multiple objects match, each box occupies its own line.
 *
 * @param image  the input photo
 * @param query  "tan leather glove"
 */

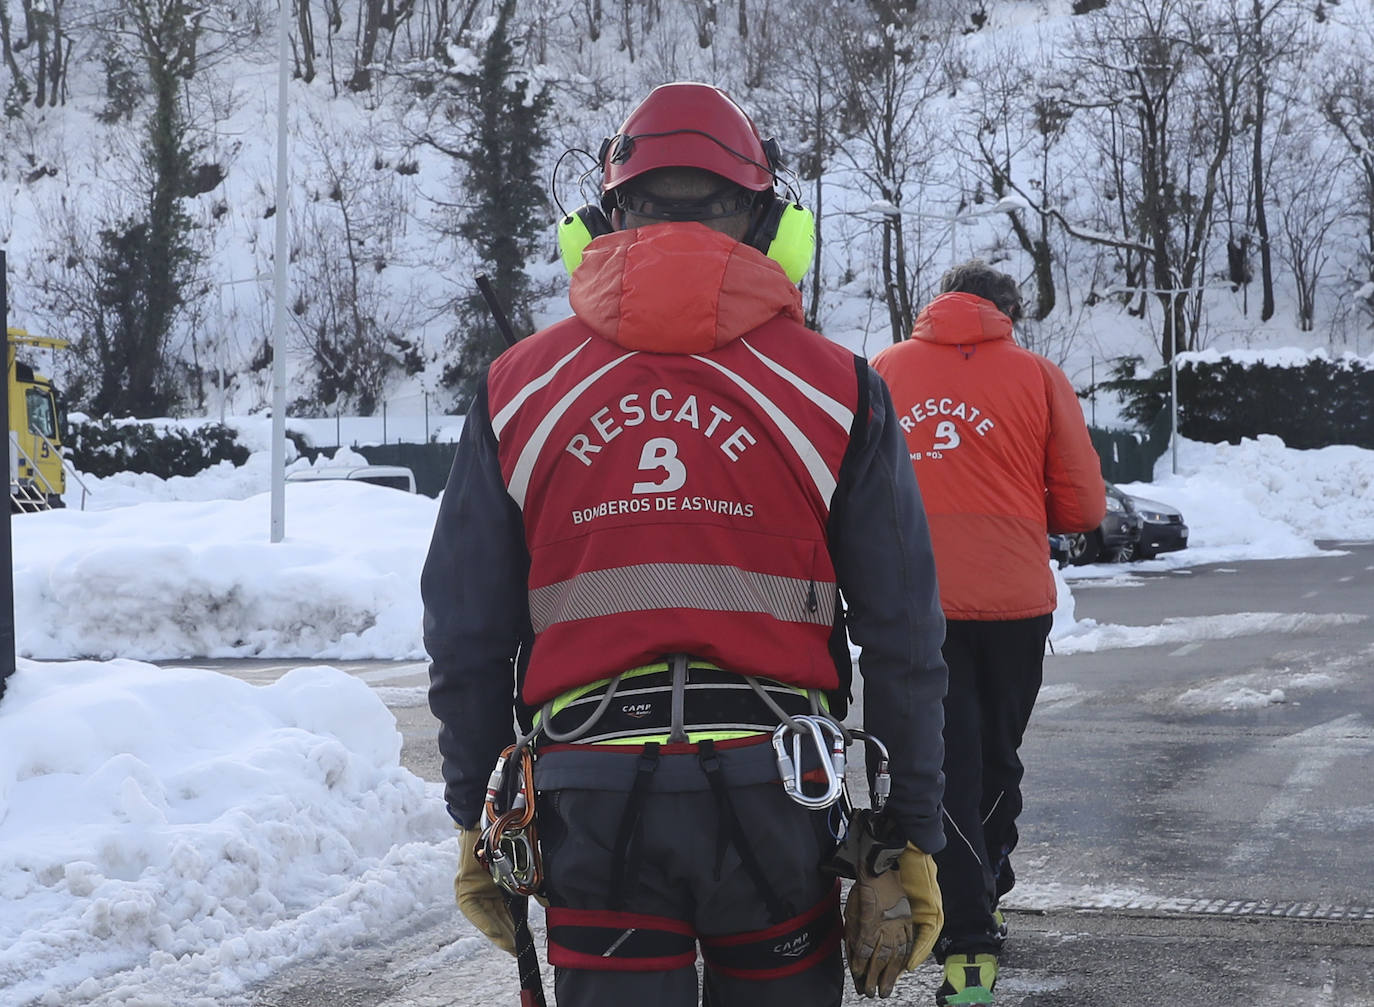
xmin=844 ymin=853 xmax=913 ymax=998
xmin=844 ymin=839 xmax=945 ymax=998
xmin=898 ymin=843 xmax=943 ymax=967
xmin=455 ymin=826 xmax=516 ymax=956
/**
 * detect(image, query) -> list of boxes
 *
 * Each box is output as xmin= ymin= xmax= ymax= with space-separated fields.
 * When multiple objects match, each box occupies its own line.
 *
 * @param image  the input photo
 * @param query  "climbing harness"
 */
xmin=475 ymin=652 xmax=899 ymax=998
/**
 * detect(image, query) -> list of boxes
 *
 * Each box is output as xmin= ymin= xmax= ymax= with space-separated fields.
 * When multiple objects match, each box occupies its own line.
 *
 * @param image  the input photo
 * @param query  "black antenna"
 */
xmin=475 ymin=274 xmax=519 ymax=349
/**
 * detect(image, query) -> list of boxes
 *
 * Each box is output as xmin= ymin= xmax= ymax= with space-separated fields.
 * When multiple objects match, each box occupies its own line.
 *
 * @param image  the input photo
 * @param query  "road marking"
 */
xmin=357 ymin=662 xmax=430 ymax=684
xmin=1053 ymin=611 xmax=1366 ymax=655
xmin=1225 ymin=713 xmax=1374 ymax=870
xmin=372 ymin=685 xmax=429 ymax=708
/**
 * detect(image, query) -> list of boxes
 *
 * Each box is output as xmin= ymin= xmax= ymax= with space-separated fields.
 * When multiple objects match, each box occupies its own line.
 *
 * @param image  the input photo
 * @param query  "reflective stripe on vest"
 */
xmin=528 ymin=562 xmax=837 ymax=633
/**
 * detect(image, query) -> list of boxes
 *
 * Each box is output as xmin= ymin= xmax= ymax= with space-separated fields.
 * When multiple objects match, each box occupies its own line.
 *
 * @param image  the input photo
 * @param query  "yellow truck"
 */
xmin=7 ymin=326 xmax=69 ymax=511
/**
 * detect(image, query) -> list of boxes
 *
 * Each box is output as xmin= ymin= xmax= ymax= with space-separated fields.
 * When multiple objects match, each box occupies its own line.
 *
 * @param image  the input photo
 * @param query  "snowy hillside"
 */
xmin=2 ymin=0 xmax=1372 ymax=427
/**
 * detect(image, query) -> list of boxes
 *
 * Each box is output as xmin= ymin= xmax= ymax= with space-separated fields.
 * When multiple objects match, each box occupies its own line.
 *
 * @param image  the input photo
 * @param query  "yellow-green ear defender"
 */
xmin=755 ymin=199 xmax=815 ymax=284
xmin=557 ymin=204 xmax=614 ymax=275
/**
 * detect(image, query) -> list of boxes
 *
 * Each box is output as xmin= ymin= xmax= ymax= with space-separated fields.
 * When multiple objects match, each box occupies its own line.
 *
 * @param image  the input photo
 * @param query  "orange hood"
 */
xmin=569 ymin=221 xmax=804 ymax=354
xmin=910 ymin=291 xmax=1014 ymax=346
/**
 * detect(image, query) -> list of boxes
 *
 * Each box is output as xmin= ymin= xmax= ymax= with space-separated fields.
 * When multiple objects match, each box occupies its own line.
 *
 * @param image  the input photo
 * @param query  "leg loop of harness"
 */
xmin=697 ymin=738 xmax=795 ymax=924
xmin=608 ymin=741 xmax=660 ymax=910
xmin=699 ymin=880 xmax=842 ymax=981
xmin=546 ymin=906 xmax=697 ymax=973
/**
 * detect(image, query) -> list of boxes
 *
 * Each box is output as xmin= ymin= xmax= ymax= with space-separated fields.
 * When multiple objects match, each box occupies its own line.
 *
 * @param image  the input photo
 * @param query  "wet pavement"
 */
xmin=205 ymin=542 xmax=1374 ymax=1005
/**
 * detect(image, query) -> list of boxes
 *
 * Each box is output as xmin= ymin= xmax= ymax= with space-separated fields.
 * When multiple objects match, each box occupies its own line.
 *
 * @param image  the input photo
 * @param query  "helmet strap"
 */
xmin=614 ymin=184 xmax=755 ymax=223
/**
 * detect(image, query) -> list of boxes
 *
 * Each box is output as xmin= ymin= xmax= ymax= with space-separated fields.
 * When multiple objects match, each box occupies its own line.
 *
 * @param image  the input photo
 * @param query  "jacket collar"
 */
xmin=569 ymin=221 xmax=804 ymax=354
xmin=910 ymin=292 xmax=1015 ymax=346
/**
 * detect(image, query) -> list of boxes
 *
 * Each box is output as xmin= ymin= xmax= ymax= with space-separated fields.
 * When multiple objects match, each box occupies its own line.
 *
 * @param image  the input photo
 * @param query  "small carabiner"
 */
xmin=848 ymin=728 xmax=892 ymax=812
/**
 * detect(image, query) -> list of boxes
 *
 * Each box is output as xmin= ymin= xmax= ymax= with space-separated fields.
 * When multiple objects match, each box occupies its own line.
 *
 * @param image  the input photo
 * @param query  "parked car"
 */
xmin=1127 ymin=493 xmax=1189 ymax=559
xmin=1054 ymin=483 xmax=1188 ymax=566
xmin=1061 ymin=483 xmax=1141 ymax=565
xmin=285 ymin=464 xmax=417 ymax=493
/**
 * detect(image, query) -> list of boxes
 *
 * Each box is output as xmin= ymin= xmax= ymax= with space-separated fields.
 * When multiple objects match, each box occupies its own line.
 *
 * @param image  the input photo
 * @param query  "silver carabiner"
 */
xmin=773 ymin=715 xmax=845 ymax=810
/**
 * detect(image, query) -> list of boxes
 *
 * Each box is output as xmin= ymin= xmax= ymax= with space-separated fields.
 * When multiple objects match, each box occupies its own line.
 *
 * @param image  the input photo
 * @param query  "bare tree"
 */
xmin=1276 ymin=144 xmax=1343 ymax=332
xmin=829 ymin=1 xmax=953 ymax=344
xmin=3 ymin=0 xmax=73 ymax=109
xmin=1319 ymin=13 xmax=1374 ymax=325
xmin=952 ymin=38 xmax=1068 ymax=321
xmin=289 ymin=113 xmax=423 ymax=413
xmin=1042 ymin=0 xmax=1255 ymax=360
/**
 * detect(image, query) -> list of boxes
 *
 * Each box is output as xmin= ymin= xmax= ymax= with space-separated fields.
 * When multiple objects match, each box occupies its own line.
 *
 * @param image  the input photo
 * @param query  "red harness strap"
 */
xmin=699 ymin=881 xmax=842 ymax=981
xmin=546 ymin=907 xmax=696 ymax=972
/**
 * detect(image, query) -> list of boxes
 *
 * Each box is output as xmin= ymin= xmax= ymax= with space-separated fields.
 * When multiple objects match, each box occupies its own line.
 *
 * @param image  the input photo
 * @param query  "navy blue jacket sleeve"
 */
xmin=422 ymin=379 xmax=531 ymax=828
xmin=831 ymin=364 xmax=948 ymax=853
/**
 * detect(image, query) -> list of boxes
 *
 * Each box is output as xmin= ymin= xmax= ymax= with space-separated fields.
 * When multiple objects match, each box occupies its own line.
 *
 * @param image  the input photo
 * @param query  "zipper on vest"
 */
xmin=806 ymin=578 xmax=819 ymax=614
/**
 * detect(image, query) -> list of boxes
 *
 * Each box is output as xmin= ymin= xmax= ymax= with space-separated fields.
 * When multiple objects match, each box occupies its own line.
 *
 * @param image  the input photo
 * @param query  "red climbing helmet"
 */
xmin=600 ymin=82 xmax=777 ymax=194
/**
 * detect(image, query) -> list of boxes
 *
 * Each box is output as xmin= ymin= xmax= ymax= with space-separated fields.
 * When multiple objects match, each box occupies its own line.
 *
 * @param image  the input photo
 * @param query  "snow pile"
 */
xmin=0 ymin=660 xmax=457 ymax=1006
xmin=13 ymin=480 xmax=438 ymax=660
xmin=1117 ymin=434 xmax=1374 ymax=560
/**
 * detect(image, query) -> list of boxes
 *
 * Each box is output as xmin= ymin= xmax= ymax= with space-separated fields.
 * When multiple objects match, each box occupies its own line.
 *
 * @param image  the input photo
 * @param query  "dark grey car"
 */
xmin=1055 ymin=483 xmax=1188 ymax=566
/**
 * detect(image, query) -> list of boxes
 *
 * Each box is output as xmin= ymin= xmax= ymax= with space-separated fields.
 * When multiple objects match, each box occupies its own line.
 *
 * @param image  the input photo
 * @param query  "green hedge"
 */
xmin=66 ymin=418 xmax=250 ymax=478
xmin=1101 ymin=353 xmax=1374 ymax=450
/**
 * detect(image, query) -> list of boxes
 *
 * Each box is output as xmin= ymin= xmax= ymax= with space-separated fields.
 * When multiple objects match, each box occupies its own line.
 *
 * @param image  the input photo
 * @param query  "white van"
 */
xmin=285 ymin=465 xmax=417 ymax=493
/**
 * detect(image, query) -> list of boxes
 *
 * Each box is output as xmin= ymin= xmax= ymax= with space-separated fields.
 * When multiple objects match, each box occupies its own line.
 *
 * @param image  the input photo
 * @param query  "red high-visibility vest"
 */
xmin=487 ymin=314 xmax=861 ymax=706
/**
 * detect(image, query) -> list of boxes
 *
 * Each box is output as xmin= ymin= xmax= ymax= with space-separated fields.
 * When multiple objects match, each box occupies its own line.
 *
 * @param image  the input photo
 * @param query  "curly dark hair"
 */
xmin=939 ymin=259 xmax=1024 ymax=322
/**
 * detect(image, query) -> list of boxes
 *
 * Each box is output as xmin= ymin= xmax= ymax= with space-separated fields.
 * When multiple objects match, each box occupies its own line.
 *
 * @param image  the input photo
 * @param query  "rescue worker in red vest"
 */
xmin=423 ymin=82 xmax=949 ymax=1006
xmin=871 ymin=261 xmax=1105 ymax=1006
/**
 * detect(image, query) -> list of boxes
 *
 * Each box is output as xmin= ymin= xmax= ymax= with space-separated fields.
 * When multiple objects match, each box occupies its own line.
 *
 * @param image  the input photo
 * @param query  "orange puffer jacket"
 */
xmin=872 ymin=292 xmax=1105 ymax=620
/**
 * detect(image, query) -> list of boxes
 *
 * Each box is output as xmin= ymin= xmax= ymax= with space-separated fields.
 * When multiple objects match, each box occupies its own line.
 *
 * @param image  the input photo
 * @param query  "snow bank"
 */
xmin=0 ymin=660 xmax=456 ymax=1006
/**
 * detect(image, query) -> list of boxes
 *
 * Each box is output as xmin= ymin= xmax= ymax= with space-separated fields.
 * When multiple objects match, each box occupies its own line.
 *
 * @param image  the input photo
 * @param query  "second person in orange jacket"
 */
xmin=872 ymin=260 xmax=1105 ymax=1006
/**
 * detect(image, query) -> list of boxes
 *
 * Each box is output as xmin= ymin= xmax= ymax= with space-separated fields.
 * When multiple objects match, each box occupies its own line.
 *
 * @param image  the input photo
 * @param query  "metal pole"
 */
xmin=219 ymin=334 xmax=226 ymax=425
xmin=1170 ymin=300 xmax=1179 ymax=476
xmin=1 ymin=249 xmax=16 ymax=703
xmin=269 ymin=0 xmax=290 ymax=543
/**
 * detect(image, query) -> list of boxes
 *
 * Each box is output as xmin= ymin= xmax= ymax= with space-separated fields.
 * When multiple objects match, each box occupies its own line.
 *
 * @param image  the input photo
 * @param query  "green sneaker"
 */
xmin=936 ymin=953 xmax=998 ymax=1005
xmin=993 ymin=908 xmax=1008 ymax=939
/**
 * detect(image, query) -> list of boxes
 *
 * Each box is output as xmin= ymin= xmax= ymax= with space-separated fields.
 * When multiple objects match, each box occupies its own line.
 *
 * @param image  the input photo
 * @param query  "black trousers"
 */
xmin=537 ymin=752 xmax=844 ymax=1007
xmin=933 ymin=614 xmax=1052 ymax=957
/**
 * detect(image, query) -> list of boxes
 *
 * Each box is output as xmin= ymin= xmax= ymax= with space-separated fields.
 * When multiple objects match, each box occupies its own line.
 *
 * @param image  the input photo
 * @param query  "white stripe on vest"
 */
xmin=739 ymin=339 xmax=854 ymax=432
xmin=690 ymin=353 xmax=839 ymax=505
xmin=504 ymin=351 xmax=638 ymax=508
xmin=491 ymin=337 xmax=592 ymax=439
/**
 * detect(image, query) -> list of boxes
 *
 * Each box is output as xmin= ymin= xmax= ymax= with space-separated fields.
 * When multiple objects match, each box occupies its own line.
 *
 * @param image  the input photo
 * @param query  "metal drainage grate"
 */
xmin=1006 ymin=896 xmax=1374 ymax=922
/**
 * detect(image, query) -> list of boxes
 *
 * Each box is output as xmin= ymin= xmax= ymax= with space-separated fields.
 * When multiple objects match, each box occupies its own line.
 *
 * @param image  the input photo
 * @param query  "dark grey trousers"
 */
xmin=537 ymin=749 xmax=844 ymax=1007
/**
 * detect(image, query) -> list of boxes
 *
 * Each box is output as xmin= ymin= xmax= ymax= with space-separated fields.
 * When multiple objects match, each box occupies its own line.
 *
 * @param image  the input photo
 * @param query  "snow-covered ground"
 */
xmin=3 ymin=431 xmax=1372 ymax=1004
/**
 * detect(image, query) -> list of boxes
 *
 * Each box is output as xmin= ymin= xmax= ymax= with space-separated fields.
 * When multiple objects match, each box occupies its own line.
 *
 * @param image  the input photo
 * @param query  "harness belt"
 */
xmin=538 ymin=662 xmax=819 ymax=746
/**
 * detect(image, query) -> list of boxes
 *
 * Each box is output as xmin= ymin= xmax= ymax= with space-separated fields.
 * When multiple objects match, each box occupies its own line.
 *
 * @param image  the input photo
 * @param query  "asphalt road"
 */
xmin=193 ymin=541 xmax=1374 ymax=1006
